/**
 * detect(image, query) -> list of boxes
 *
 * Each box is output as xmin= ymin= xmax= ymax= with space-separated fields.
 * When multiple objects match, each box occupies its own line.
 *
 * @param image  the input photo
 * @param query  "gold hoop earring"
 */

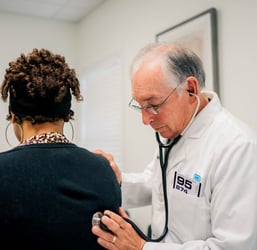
xmin=5 ymin=122 xmax=24 ymax=148
xmin=64 ymin=121 xmax=74 ymax=142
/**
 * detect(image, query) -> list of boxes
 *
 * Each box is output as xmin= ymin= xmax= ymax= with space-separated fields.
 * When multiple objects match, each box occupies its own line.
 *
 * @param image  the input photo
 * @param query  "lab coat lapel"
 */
xmin=166 ymin=91 xmax=222 ymax=169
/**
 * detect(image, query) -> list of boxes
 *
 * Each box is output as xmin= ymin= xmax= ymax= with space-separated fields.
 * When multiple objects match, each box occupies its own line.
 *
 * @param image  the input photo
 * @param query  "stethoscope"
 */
xmin=142 ymin=132 xmax=181 ymax=242
xmin=128 ymin=93 xmax=200 ymax=242
xmin=92 ymin=93 xmax=200 ymax=242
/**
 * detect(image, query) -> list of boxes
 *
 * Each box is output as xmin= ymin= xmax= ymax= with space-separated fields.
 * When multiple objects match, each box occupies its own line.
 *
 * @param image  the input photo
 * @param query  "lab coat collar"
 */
xmin=167 ymin=91 xmax=222 ymax=167
xmin=182 ymin=91 xmax=222 ymax=139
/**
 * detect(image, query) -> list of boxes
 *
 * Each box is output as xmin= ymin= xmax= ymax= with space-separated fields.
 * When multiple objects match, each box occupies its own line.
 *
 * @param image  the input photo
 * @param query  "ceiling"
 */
xmin=0 ymin=0 xmax=106 ymax=22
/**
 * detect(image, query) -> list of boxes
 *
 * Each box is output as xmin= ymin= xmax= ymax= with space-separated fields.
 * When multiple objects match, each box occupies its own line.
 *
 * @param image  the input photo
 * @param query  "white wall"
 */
xmin=0 ymin=13 xmax=77 ymax=151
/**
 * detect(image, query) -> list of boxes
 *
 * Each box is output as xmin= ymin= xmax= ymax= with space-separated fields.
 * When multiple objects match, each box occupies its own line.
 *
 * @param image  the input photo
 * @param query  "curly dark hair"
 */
xmin=1 ymin=48 xmax=83 ymax=124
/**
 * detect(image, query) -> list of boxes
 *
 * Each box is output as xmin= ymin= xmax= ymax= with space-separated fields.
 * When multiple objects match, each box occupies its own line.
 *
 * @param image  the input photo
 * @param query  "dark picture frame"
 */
xmin=156 ymin=8 xmax=219 ymax=94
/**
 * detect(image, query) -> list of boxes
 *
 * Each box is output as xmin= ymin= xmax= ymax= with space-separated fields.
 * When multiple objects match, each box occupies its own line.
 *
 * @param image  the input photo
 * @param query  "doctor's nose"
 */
xmin=142 ymin=110 xmax=155 ymax=125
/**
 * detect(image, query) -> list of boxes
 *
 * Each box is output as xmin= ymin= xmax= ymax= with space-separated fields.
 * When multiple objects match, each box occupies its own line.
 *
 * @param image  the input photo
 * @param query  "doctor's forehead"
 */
xmin=131 ymin=82 xmax=170 ymax=103
xmin=131 ymin=65 xmax=170 ymax=99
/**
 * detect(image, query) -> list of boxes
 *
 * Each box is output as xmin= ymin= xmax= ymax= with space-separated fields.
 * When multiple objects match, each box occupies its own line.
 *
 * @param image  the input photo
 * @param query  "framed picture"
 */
xmin=156 ymin=8 xmax=219 ymax=94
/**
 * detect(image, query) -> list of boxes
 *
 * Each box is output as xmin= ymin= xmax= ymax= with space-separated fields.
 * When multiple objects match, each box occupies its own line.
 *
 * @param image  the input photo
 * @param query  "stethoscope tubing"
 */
xmin=124 ymin=132 xmax=181 ymax=242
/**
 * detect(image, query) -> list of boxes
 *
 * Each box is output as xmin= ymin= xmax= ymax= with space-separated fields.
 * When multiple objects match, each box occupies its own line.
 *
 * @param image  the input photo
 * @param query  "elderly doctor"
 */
xmin=92 ymin=43 xmax=257 ymax=250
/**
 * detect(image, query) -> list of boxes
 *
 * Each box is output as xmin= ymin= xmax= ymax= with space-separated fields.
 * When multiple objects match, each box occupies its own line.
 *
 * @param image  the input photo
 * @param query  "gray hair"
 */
xmin=130 ymin=42 xmax=206 ymax=90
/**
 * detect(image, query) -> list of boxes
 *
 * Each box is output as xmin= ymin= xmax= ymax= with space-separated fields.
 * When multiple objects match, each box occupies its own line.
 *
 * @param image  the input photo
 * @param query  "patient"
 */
xmin=0 ymin=48 xmax=121 ymax=249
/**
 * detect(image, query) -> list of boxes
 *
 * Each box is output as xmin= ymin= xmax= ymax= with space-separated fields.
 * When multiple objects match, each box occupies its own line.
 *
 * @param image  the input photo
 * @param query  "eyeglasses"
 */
xmin=128 ymin=86 xmax=178 ymax=115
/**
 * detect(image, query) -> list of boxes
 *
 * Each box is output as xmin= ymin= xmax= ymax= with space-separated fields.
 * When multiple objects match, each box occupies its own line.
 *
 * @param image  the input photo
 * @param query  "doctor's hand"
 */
xmin=92 ymin=207 xmax=146 ymax=250
xmin=93 ymin=149 xmax=122 ymax=185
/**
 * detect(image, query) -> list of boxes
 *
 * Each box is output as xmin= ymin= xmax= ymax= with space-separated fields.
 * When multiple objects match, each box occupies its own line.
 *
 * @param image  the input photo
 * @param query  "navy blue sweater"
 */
xmin=0 ymin=143 xmax=121 ymax=249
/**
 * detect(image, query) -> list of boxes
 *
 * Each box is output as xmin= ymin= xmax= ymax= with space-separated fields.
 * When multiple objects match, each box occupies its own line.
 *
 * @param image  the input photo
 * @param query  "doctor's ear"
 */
xmin=185 ymin=76 xmax=199 ymax=96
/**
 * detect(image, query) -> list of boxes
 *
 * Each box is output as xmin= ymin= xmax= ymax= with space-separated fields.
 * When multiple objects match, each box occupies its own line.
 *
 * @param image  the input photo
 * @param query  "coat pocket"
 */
xmin=169 ymin=189 xmax=211 ymax=242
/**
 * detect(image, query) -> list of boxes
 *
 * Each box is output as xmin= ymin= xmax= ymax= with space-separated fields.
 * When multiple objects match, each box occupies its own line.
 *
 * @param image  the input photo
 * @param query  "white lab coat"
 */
xmin=122 ymin=92 xmax=257 ymax=250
